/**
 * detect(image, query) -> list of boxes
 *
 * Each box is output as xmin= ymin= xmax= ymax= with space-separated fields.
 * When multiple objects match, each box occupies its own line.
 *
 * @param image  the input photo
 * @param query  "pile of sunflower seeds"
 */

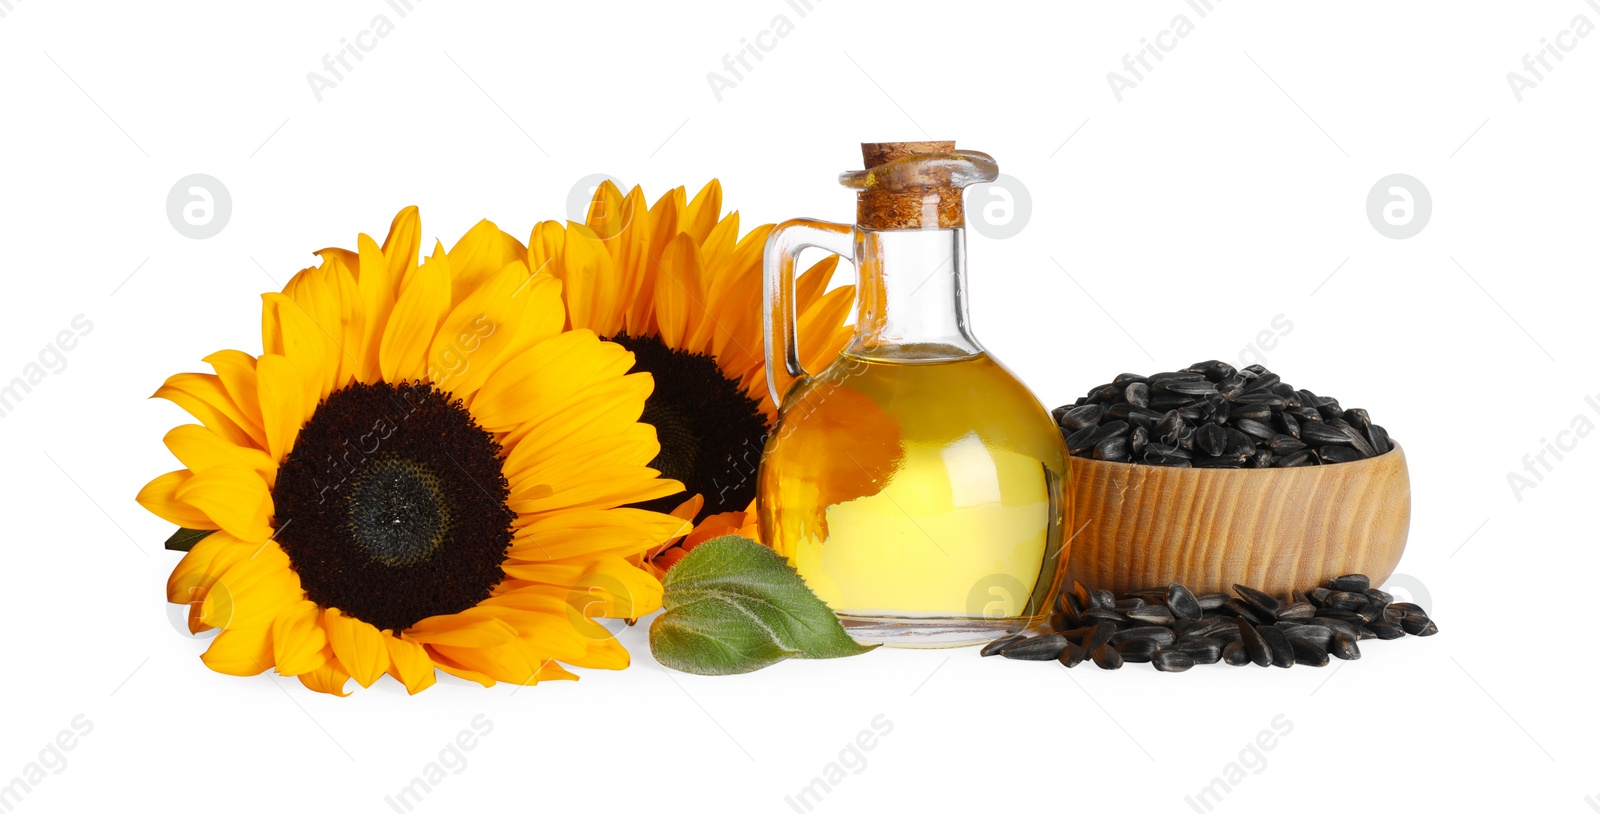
xmin=1052 ymin=361 xmax=1392 ymax=467
xmin=982 ymin=574 xmax=1438 ymax=672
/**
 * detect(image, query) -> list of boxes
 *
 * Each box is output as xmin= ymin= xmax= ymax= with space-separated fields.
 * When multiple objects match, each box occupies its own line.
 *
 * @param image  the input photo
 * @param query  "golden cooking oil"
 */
xmin=759 ymin=347 xmax=1070 ymax=638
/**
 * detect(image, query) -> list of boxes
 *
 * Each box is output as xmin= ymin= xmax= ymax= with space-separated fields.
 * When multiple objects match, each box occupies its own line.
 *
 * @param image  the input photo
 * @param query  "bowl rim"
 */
xmin=1067 ymin=440 xmax=1404 ymax=473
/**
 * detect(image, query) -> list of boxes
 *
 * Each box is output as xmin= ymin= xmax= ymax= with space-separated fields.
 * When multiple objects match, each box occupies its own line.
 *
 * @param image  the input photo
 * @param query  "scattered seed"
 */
xmin=1153 ymin=651 xmax=1196 ymax=672
xmin=981 ymin=573 xmax=1438 ymax=674
xmin=1091 ymin=644 xmax=1124 ymax=670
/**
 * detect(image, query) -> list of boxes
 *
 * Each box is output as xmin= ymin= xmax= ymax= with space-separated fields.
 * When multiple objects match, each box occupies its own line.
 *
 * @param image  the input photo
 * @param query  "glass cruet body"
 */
xmin=757 ymin=141 xmax=1072 ymax=647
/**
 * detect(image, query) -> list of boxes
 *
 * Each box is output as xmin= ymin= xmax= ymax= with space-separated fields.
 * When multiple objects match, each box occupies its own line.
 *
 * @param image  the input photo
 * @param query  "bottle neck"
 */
xmin=849 ymin=228 xmax=982 ymax=360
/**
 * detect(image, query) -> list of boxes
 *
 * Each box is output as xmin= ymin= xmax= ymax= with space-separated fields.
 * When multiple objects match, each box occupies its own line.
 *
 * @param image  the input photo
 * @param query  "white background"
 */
xmin=2 ymin=1 xmax=1597 ymax=811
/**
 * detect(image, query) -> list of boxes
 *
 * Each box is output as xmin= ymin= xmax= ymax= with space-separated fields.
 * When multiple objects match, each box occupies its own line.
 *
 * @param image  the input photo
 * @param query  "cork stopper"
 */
xmin=843 ymin=141 xmax=998 ymax=231
xmin=861 ymin=141 xmax=956 ymax=169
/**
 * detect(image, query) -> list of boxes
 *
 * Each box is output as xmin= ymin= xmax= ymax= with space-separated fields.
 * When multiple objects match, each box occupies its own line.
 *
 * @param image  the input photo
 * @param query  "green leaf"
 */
xmin=164 ymin=527 xmax=215 ymax=552
xmin=649 ymin=535 xmax=876 ymax=676
xmin=649 ymin=596 xmax=799 ymax=676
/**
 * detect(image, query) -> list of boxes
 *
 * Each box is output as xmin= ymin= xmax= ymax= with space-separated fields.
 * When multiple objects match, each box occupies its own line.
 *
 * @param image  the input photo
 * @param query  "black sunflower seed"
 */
xmin=1197 ymin=592 xmax=1228 ymax=611
xmin=1127 ymin=604 xmax=1176 ymax=626
xmin=1234 ymin=584 xmax=1283 ymax=619
xmin=1091 ymin=644 xmax=1124 ymax=670
xmin=1236 ymin=618 xmax=1271 ymax=667
xmin=1125 ymin=382 xmax=1151 ymax=408
xmin=1112 ymin=626 xmax=1177 ymax=647
xmin=1196 ymin=423 xmax=1228 ymax=457
xmin=1086 ymin=622 xmax=1118 ymax=653
xmin=1328 ymin=574 xmax=1371 ymax=592
xmin=1058 ymin=403 xmax=1104 ymax=432
xmin=1000 ymin=634 xmax=1069 ymax=661
xmin=1277 ymin=602 xmax=1316 ymax=621
xmin=1330 ymin=632 xmax=1361 ymax=660
xmin=1300 ymin=422 xmax=1350 ymax=446
xmin=1317 ymin=446 xmax=1364 ymax=464
xmin=1366 ymin=621 xmax=1406 ymax=640
xmin=1289 ymin=636 xmax=1330 ymax=667
xmin=1173 ymin=637 xmax=1224 ymax=664
xmin=1166 ymin=583 xmax=1204 ymax=622
xmin=1222 ymin=641 xmax=1251 ymax=666
xmin=1257 ymin=625 xmax=1295 ymax=668
xmin=981 ymin=634 xmax=1024 ymax=656
xmin=1058 ymin=640 xmax=1088 ymax=668
xmin=1115 ymin=638 xmax=1161 ymax=663
xmin=1152 ymin=651 xmax=1196 ymax=672
xmin=1233 ymin=418 xmax=1277 ymax=441
xmin=1323 ymin=591 xmax=1368 ymax=611
xmin=1401 ymin=614 xmax=1439 ymax=636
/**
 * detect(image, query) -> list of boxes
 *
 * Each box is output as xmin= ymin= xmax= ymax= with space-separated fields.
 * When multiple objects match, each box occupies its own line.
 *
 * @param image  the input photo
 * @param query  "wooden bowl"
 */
xmin=1063 ymin=444 xmax=1410 ymax=598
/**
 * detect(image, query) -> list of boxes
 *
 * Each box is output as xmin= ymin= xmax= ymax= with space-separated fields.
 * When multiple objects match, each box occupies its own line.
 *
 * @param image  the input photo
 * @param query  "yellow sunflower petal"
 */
xmin=163 ymin=424 xmax=276 ymax=480
xmin=202 ymin=350 xmax=266 ymax=438
xmin=683 ymin=179 xmax=723 ymax=244
xmin=323 ymin=608 xmax=390 ymax=688
xmin=155 ymin=372 xmax=265 ymax=450
xmin=383 ymin=634 xmax=437 ymax=695
xmin=405 ymin=613 xmax=520 ymax=648
xmin=470 ymin=330 xmax=636 ymax=433
xmin=447 ymin=219 xmax=528 ymax=307
xmin=137 ymin=470 xmax=217 ymax=530
xmin=355 ymin=233 xmax=397 ymax=383
xmin=272 ymin=600 xmax=328 ymax=676
xmin=379 ymin=245 xmax=452 ymax=382
xmin=173 ymin=465 xmax=273 ymax=542
xmin=652 ymin=233 xmax=703 ymax=348
xmin=201 ymin=625 xmax=275 ymax=676
xmin=255 ymin=353 xmax=308 ymax=463
xmin=382 ymin=206 xmax=422 ymax=294
xmin=298 ymin=656 xmax=353 ymax=697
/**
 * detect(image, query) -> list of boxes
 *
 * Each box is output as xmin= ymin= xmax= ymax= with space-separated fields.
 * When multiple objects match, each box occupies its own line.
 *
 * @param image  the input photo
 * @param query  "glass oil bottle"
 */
xmin=758 ymin=141 xmax=1071 ymax=647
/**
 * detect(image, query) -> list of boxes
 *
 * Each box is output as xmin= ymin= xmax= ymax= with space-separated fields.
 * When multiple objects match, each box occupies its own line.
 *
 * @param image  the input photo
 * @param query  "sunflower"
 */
xmin=137 ymin=208 xmax=689 ymax=695
xmin=526 ymin=180 xmax=856 ymax=574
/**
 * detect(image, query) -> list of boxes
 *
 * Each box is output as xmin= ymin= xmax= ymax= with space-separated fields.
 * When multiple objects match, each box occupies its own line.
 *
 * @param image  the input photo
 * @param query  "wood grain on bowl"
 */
xmin=1063 ymin=445 xmax=1410 ymax=598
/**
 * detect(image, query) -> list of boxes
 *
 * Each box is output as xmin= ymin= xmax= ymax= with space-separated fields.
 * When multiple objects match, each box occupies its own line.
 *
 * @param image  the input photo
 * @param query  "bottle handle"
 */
xmin=763 ymin=219 xmax=856 ymax=406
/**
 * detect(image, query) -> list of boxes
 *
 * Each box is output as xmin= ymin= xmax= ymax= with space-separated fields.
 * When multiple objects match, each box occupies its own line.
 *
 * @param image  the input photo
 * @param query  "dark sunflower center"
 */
xmin=273 ymin=381 xmax=514 ymax=632
xmin=346 ymin=459 xmax=452 ymax=566
xmin=608 ymin=333 xmax=769 ymax=522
